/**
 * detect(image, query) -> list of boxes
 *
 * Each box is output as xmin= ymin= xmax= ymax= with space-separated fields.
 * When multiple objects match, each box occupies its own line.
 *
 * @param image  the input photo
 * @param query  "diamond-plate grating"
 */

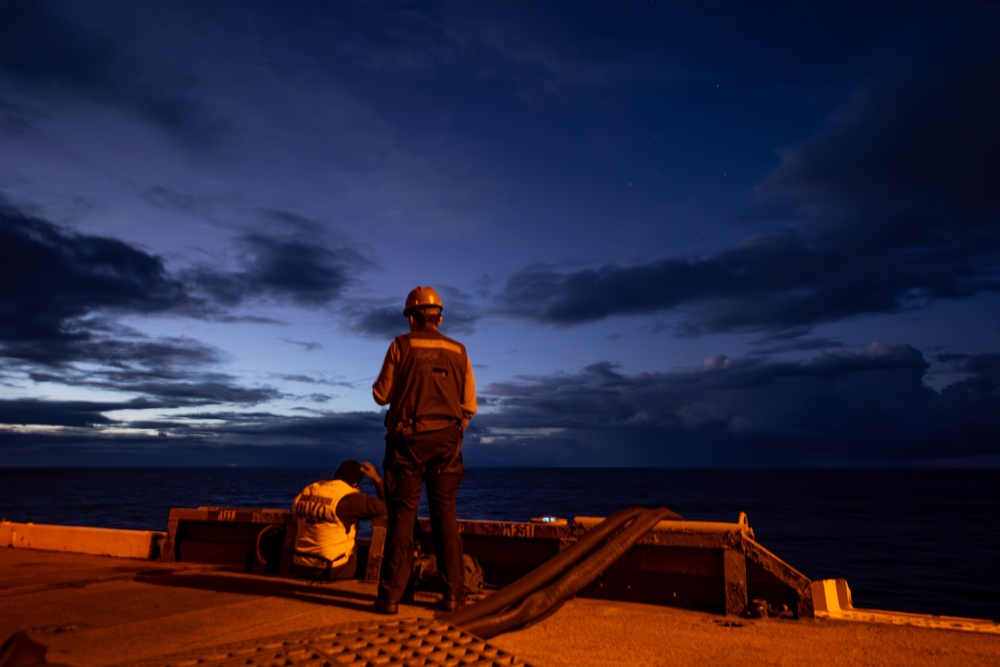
xmin=120 ymin=618 xmax=533 ymax=667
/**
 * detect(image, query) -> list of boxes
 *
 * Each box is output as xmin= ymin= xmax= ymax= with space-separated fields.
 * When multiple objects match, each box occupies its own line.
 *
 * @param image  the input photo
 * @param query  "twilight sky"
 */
xmin=1 ymin=0 xmax=997 ymax=468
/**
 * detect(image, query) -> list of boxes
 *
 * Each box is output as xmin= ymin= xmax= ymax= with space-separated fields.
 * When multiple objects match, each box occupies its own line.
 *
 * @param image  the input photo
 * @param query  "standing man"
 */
xmin=292 ymin=459 xmax=386 ymax=581
xmin=373 ymin=286 xmax=477 ymax=614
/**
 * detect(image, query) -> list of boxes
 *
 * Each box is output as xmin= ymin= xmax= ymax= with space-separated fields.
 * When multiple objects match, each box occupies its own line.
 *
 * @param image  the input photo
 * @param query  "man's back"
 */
xmin=382 ymin=329 xmax=470 ymax=434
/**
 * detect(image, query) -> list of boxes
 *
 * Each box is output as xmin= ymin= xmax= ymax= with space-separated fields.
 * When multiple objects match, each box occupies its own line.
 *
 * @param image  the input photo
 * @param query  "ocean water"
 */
xmin=1 ymin=467 xmax=997 ymax=621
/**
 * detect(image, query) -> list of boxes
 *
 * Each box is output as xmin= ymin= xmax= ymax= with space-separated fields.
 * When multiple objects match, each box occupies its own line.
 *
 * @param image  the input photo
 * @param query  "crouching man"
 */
xmin=292 ymin=460 xmax=387 ymax=581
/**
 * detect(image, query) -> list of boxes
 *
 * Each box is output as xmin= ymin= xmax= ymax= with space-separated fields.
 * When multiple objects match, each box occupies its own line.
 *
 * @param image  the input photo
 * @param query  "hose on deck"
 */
xmin=441 ymin=506 xmax=683 ymax=639
xmin=442 ymin=506 xmax=643 ymax=628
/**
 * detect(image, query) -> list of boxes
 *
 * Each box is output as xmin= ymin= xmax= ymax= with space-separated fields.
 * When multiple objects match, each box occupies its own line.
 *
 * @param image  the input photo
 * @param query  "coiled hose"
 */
xmin=442 ymin=506 xmax=683 ymax=639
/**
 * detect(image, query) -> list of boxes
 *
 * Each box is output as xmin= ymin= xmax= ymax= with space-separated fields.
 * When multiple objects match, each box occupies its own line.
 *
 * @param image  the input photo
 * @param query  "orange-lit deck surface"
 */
xmin=2 ymin=548 xmax=999 ymax=667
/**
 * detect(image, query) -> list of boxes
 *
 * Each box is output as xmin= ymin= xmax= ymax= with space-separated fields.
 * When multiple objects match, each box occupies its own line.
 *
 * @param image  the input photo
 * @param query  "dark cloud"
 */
xmin=349 ymin=305 xmax=410 ymax=339
xmin=758 ymin=6 xmax=1000 ymax=242
xmin=0 ymin=201 xmax=372 ymax=460
xmin=0 ymin=200 xmax=290 ymax=439
xmin=0 ymin=399 xmax=116 ymax=429
xmin=0 ymin=198 xmax=374 ymax=463
xmin=0 ymin=199 xmax=198 ymax=365
xmin=497 ymin=7 xmax=1000 ymax=335
xmin=187 ymin=231 xmax=370 ymax=308
xmin=142 ymin=410 xmax=366 ymax=439
xmin=278 ymin=373 xmax=323 ymax=383
xmin=939 ymin=352 xmax=1000 ymax=377
xmin=0 ymin=409 xmax=388 ymax=467
xmin=238 ymin=232 xmax=365 ymax=306
xmin=937 ymin=352 xmax=1000 ymax=399
xmin=145 ymin=191 xmax=375 ymax=310
xmin=0 ymin=0 xmax=230 ymax=149
xmin=0 ymin=389 xmax=344 ymax=467
xmin=465 ymin=343 xmax=998 ymax=467
xmin=35 ymin=329 xmax=226 ymax=375
xmin=16 ymin=368 xmax=281 ymax=412
xmin=114 ymin=380 xmax=281 ymax=408
xmin=497 ymin=216 xmax=996 ymax=334
xmin=0 ymin=366 xmax=283 ymax=433
xmin=499 ymin=236 xmax=820 ymax=329
xmin=0 ymin=198 xmax=375 ymax=433
xmin=3 ymin=342 xmax=996 ymax=468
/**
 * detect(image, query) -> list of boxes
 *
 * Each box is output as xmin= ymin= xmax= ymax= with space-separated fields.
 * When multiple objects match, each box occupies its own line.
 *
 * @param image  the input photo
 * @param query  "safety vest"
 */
xmin=385 ymin=330 xmax=469 ymax=434
xmin=292 ymin=479 xmax=359 ymax=569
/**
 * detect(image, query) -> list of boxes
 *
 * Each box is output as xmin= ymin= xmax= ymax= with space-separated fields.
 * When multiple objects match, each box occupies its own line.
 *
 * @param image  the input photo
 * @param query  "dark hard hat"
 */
xmin=404 ymin=286 xmax=443 ymax=316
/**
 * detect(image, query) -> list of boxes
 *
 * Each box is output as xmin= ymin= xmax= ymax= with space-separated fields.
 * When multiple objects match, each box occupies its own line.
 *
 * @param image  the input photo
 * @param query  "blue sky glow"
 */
xmin=1 ymin=0 xmax=998 ymax=467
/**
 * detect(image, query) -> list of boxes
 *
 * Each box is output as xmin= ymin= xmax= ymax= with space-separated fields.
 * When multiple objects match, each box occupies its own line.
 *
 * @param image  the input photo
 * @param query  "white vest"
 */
xmin=292 ymin=479 xmax=359 ymax=569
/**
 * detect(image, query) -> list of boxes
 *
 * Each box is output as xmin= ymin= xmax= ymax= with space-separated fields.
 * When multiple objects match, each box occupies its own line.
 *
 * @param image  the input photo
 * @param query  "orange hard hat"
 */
xmin=404 ymin=286 xmax=443 ymax=316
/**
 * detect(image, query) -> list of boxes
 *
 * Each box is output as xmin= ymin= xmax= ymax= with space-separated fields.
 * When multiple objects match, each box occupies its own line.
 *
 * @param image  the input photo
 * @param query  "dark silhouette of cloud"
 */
xmin=187 ymin=231 xmax=370 ymax=309
xmin=497 ymin=7 xmax=1000 ymax=335
xmin=0 ymin=408 xmax=388 ymax=467
xmin=0 ymin=199 xmax=332 ymax=433
xmin=0 ymin=399 xmax=117 ymax=429
xmin=238 ymin=232 xmax=367 ymax=307
xmin=350 ymin=304 xmax=409 ymax=340
xmin=467 ymin=344 xmax=998 ymax=467
xmin=110 ymin=380 xmax=281 ymax=409
xmin=0 ymin=199 xmax=198 ymax=365
xmin=0 ymin=372 xmax=282 ymax=431
xmin=143 ymin=188 xmax=376 ymax=310
xmin=758 ymin=7 xmax=1000 ymax=242
xmin=7 ymin=342 xmax=991 ymax=468
xmin=1 ymin=197 xmax=377 ymax=365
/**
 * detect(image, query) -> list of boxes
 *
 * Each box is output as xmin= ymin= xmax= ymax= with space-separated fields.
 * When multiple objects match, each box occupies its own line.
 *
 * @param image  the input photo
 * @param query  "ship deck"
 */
xmin=2 ymin=547 xmax=999 ymax=667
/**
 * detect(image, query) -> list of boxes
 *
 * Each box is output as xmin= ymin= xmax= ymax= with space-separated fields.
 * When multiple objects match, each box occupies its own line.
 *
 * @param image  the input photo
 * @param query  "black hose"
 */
xmin=254 ymin=524 xmax=285 ymax=572
xmin=461 ymin=507 xmax=676 ymax=639
xmin=442 ymin=506 xmax=646 ymax=627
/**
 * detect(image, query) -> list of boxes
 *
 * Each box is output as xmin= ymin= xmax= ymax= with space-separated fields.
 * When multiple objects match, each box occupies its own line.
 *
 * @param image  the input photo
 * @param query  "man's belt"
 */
xmin=293 ymin=549 xmax=349 ymax=569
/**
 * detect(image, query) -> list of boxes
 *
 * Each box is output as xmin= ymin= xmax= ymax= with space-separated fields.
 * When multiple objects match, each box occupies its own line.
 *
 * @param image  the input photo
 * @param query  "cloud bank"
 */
xmin=497 ymin=8 xmax=1000 ymax=335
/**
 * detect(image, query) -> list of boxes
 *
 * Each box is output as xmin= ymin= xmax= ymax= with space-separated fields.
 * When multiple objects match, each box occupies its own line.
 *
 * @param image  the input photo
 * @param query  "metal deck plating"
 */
xmin=120 ymin=618 xmax=532 ymax=667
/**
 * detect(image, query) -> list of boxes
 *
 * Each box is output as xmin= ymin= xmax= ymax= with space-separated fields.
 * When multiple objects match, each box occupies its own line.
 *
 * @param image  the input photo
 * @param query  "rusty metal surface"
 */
xmin=161 ymin=507 xmax=813 ymax=620
xmin=365 ymin=518 xmax=388 ymax=583
xmin=192 ymin=506 xmax=293 ymax=524
xmin=744 ymin=539 xmax=814 ymax=618
xmin=161 ymin=507 xmax=294 ymax=565
xmin=420 ymin=518 xmax=569 ymax=540
xmin=723 ymin=548 xmax=749 ymax=616
xmin=118 ymin=618 xmax=532 ymax=667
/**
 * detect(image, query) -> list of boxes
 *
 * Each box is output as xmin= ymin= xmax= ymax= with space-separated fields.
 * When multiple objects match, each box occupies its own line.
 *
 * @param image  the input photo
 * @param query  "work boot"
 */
xmin=374 ymin=598 xmax=398 ymax=615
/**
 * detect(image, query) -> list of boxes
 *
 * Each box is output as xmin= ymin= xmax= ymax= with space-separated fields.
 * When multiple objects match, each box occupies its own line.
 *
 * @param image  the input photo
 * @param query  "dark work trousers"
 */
xmin=378 ymin=424 xmax=464 ymax=604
